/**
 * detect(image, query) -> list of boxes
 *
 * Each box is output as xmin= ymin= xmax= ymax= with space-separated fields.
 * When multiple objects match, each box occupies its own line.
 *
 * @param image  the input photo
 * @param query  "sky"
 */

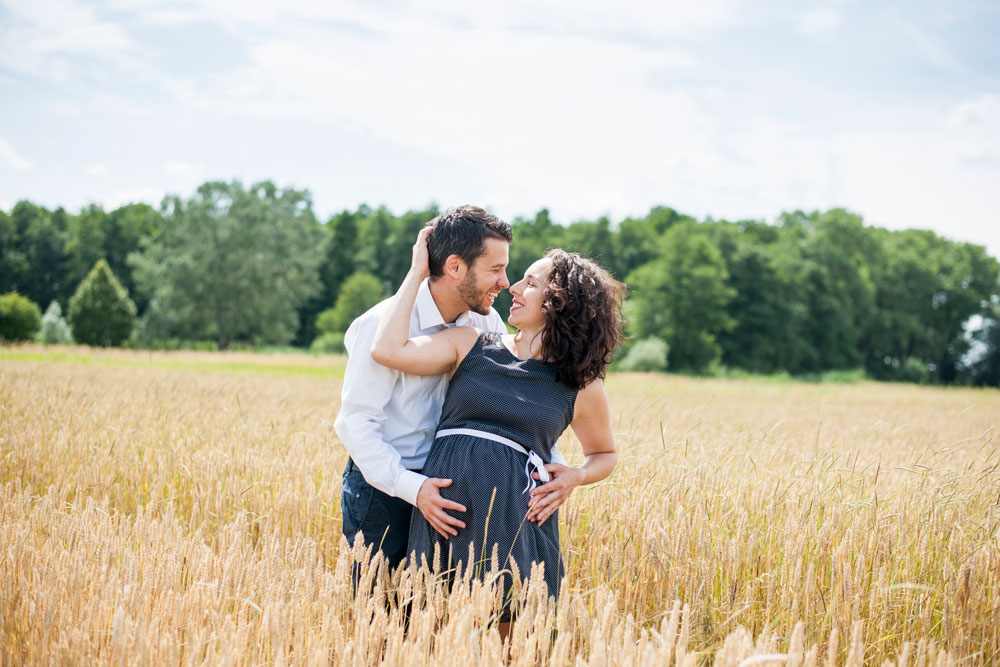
xmin=1 ymin=0 xmax=998 ymax=257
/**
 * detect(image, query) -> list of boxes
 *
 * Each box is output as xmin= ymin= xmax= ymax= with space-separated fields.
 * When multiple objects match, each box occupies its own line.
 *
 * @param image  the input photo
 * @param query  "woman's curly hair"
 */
xmin=539 ymin=249 xmax=627 ymax=390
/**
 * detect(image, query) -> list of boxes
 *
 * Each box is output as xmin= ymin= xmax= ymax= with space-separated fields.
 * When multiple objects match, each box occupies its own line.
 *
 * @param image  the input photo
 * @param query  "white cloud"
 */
xmin=164 ymin=161 xmax=207 ymax=179
xmin=188 ymin=0 xmax=735 ymax=38
xmin=796 ymin=8 xmax=842 ymax=38
xmin=84 ymin=163 xmax=108 ymax=177
xmin=223 ymin=24 xmax=706 ymax=220
xmin=0 ymin=0 xmax=189 ymax=108
xmin=885 ymin=9 xmax=965 ymax=75
xmin=100 ymin=0 xmax=206 ymax=27
xmin=0 ymin=139 xmax=33 ymax=170
xmin=0 ymin=0 xmax=135 ymax=82
xmin=826 ymin=118 xmax=1000 ymax=258
xmin=947 ymin=93 xmax=1000 ymax=167
xmin=949 ymin=93 xmax=1000 ymax=129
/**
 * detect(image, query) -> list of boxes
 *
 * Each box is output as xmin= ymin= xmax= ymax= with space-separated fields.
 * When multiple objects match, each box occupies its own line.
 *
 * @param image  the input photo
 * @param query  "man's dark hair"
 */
xmin=428 ymin=205 xmax=512 ymax=277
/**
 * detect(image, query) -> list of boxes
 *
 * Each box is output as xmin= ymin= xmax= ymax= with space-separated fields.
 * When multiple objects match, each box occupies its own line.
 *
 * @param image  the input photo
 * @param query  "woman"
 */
xmin=371 ymin=226 xmax=625 ymax=618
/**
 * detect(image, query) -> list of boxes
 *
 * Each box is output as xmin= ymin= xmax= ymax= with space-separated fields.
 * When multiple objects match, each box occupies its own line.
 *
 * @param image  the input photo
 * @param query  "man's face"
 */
xmin=457 ymin=237 xmax=510 ymax=315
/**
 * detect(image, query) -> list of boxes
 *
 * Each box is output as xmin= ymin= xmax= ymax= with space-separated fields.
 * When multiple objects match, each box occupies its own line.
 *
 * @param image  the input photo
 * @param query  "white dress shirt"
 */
xmin=334 ymin=278 xmax=507 ymax=506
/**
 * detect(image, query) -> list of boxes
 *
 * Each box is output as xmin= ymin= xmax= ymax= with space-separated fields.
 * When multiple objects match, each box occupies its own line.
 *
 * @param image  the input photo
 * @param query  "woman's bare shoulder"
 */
xmin=439 ymin=325 xmax=483 ymax=354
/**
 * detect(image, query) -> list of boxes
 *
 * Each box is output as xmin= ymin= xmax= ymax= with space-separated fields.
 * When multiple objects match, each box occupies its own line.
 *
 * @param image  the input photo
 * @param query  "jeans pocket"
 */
xmin=355 ymin=487 xmax=412 ymax=567
xmin=341 ymin=468 xmax=374 ymax=544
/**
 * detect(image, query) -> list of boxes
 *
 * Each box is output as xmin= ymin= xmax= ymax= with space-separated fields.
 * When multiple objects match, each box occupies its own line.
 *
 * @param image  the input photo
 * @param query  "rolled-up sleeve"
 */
xmin=333 ymin=315 xmax=428 ymax=506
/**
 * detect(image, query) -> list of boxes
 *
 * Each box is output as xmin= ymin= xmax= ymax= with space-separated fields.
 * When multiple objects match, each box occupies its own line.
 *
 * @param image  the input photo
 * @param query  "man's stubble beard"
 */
xmin=458 ymin=270 xmax=490 ymax=316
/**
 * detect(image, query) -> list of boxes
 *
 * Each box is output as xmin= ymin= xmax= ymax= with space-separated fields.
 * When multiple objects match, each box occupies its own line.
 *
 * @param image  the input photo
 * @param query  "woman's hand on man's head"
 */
xmin=410 ymin=224 xmax=433 ymax=278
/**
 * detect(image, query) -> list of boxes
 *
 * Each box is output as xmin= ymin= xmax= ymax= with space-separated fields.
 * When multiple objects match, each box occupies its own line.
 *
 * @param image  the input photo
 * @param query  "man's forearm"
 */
xmin=334 ymin=417 xmax=427 ymax=505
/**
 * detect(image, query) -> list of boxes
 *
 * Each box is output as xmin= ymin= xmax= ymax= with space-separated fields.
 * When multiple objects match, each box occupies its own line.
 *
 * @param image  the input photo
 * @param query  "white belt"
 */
xmin=435 ymin=427 xmax=551 ymax=493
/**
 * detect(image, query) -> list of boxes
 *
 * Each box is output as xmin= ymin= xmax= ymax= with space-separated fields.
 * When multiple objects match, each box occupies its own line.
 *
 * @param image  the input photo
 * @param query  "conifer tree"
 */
xmin=68 ymin=259 xmax=136 ymax=346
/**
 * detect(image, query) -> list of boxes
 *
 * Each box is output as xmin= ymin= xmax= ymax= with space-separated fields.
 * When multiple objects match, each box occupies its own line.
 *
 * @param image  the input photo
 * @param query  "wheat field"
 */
xmin=2 ymin=345 xmax=998 ymax=666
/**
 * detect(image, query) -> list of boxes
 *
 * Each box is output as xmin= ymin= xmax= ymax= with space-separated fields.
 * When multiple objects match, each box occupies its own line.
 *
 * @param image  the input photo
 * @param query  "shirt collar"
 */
xmin=416 ymin=278 xmax=476 ymax=330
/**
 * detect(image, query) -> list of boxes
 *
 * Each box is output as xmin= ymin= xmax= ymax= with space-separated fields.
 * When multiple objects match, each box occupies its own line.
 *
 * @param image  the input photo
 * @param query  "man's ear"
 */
xmin=444 ymin=254 xmax=467 ymax=280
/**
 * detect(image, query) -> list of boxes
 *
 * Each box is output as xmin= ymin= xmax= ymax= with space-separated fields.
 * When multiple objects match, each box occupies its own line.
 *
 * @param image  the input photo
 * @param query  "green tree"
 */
xmin=612 ymin=215 xmax=659 ymax=281
xmin=68 ymin=259 xmax=137 ymax=347
xmin=628 ymin=221 xmax=735 ymax=371
xmin=66 ymin=204 xmax=108 ymax=289
xmin=966 ymin=300 xmax=1000 ymax=387
xmin=797 ymin=210 xmax=879 ymax=372
xmin=324 ymin=209 xmax=361 ymax=302
xmin=45 ymin=208 xmax=72 ymax=304
xmin=129 ymin=180 xmax=324 ymax=349
xmin=0 ymin=292 xmax=42 ymax=341
xmin=316 ymin=271 xmax=385 ymax=335
xmin=922 ymin=241 xmax=999 ymax=383
xmin=0 ymin=208 xmax=26 ymax=293
xmin=716 ymin=230 xmax=809 ymax=373
xmin=564 ymin=216 xmax=616 ymax=273
xmin=355 ymin=206 xmax=394 ymax=287
xmin=864 ymin=230 xmax=998 ymax=383
xmin=103 ymin=203 xmax=163 ymax=312
xmin=3 ymin=202 xmax=69 ymax=309
xmin=646 ymin=206 xmax=690 ymax=234
xmin=386 ymin=207 xmax=438 ymax=291
xmin=294 ymin=208 xmax=360 ymax=346
xmin=864 ymin=229 xmax=942 ymax=380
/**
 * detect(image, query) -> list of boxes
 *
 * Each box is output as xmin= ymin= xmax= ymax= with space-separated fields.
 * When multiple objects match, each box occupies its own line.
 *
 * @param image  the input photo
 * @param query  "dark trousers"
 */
xmin=341 ymin=459 xmax=414 ymax=578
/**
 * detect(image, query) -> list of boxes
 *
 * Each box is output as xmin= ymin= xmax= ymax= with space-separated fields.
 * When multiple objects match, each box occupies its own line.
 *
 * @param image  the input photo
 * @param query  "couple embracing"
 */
xmin=334 ymin=205 xmax=625 ymax=626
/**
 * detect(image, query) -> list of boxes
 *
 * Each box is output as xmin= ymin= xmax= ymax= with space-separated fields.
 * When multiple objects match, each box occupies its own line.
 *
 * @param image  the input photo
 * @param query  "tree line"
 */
xmin=1 ymin=179 xmax=998 ymax=386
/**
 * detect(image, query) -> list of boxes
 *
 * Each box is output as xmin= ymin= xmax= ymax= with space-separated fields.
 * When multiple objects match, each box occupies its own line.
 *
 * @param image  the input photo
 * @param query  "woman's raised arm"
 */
xmin=371 ymin=226 xmax=477 ymax=376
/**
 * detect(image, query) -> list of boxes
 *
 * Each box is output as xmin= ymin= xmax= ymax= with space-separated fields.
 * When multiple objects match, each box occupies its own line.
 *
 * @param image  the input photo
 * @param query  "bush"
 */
xmin=315 ymin=309 xmax=339 ymax=336
xmin=899 ymin=357 xmax=930 ymax=384
xmin=37 ymin=301 xmax=73 ymax=344
xmin=319 ymin=272 xmax=385 ymax=334
xmin=0 ymin=292 xmax=42 ymax=342
xmin=618 ymin=337 xmax=670 ymax=372
xmin=68 ymin=259 xmax=137 ymax=347
xmin=310 ymin=331 xmax=346 ymax=354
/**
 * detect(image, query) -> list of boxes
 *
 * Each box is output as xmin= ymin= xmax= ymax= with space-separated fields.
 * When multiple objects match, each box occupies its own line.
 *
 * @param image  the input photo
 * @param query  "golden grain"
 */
xmin=2 ymin=345 xmax=999 ymax=664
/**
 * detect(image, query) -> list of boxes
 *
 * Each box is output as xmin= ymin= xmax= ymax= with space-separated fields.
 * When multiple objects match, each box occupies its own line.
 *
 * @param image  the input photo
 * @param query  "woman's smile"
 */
xmin=508 ymin=257 xmax=552 ymax=327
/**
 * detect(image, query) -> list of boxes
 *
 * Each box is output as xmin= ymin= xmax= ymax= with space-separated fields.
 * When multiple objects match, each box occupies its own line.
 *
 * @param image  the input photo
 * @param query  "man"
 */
xmin=334 ymin=205 xmax=515 ymax=571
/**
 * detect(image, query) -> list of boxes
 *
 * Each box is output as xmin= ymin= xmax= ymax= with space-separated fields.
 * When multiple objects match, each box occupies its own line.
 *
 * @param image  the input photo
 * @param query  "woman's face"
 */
xmin=508 ymin=257 xmax=553 ymax=330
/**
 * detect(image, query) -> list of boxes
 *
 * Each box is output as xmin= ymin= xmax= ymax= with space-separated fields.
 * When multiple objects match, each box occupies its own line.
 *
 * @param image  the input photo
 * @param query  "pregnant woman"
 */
xmin=371 ymin=226 xmax=625 ymax=629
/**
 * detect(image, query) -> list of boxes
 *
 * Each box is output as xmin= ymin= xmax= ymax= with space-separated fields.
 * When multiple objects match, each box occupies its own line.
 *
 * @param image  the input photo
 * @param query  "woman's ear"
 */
xmin=444 ymin=254 xmax=467 ymax=280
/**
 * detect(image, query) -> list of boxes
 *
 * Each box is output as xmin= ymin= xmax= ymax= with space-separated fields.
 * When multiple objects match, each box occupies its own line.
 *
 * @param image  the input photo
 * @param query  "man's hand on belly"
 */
xmin=416 ymin=478 xmax=467 ymax=538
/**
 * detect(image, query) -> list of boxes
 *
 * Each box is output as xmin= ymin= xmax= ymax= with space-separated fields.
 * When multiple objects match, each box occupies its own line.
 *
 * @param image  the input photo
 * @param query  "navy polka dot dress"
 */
xmin=407 ymin=332 xmax=578 ymax=609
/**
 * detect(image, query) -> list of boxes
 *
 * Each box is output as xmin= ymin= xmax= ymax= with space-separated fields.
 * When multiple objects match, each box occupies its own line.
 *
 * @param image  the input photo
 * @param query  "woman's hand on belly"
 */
xmin=526 ymin=464 xmax=585 ymax=525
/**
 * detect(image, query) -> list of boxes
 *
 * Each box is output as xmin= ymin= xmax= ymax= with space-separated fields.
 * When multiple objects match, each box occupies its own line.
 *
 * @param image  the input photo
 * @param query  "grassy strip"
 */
xmin=0 ymin=347 xmax=347 ymax=378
